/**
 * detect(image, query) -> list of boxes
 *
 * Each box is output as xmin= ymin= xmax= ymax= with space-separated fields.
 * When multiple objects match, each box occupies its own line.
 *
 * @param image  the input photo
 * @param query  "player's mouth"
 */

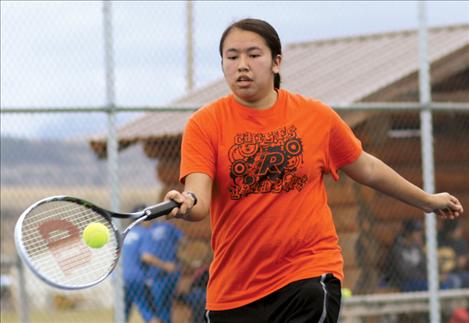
xmin=236 ymin=75 xmax=253 ymax=87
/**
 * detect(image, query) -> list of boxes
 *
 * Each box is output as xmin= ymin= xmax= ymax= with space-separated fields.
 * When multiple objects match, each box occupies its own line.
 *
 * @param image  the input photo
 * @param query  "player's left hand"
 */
xmin=429 ymin=193 xmax=464 ymax=220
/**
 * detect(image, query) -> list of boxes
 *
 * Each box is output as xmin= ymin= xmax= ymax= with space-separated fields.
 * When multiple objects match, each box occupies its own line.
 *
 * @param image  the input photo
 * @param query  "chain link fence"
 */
xmin=2 ymin=1 xmax=469 ymax=323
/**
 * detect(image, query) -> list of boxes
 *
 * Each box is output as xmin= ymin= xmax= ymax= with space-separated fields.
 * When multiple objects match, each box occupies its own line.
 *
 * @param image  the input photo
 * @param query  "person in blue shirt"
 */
xmin=143 ymin=219 xmax=184 ymax=323
xmin=122 ymin=214 xmax=159 ymax=323
xmin=121 ymin=205 xmax=160 ymax=323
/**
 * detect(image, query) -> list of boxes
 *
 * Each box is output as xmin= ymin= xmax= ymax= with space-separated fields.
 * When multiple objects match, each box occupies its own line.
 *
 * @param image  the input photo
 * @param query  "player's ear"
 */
xmin=272 ymin=54 xmax=282 ymax=74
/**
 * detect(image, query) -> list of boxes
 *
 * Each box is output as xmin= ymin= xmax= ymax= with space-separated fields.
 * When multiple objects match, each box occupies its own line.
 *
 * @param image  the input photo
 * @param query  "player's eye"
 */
xmin=227 ymin=56 xmax=237 ymax=60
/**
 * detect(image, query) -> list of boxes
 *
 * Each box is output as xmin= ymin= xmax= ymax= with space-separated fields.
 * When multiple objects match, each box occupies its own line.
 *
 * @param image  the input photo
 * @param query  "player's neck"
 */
xmin=235 ymin=89 xmax=278 ymax=110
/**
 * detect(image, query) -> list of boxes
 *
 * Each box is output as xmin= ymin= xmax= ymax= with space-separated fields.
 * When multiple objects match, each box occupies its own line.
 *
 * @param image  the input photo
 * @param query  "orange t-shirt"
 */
xmin=180 ymin=89 xmax=362 ymax=310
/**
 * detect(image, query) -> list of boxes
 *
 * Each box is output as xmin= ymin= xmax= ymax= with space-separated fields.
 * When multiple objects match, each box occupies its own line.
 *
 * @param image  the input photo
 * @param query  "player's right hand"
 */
xmin=164 ymin=190 xmax=196 ymax=220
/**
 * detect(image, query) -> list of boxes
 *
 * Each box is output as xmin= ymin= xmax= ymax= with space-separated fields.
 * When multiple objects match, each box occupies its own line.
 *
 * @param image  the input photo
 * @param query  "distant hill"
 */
xmin=0 ymin=136 xmax=177 ymax=259
xmin=0 ymin=136 xmax=157 ymax=187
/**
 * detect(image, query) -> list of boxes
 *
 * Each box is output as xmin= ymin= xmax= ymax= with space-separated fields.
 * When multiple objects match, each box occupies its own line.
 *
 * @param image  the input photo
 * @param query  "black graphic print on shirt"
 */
xmin=229 ymin=125 xmax=308 ymax=200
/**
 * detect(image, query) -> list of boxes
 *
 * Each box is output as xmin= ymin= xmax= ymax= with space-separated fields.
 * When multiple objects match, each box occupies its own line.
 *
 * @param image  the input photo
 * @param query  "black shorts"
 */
xmin=205 ymin=273 xmax=342 ymax=323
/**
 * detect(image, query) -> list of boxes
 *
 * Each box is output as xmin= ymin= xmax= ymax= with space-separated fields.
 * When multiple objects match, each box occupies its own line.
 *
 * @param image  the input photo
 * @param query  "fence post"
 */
xmin=186 ymin=0 xmax=194 ymax=92
xmin=16 ymin=256 xmax=30 ymax=323
xmin=418 ymin=2 xmax=440 ymax=323
xmin=102 ymin=1 xmax=124 ymax=323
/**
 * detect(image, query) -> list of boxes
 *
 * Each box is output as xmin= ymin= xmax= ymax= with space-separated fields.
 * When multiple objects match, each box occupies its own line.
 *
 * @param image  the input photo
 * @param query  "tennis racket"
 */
xmin=14 ymin=195 xmax=186 ymax=290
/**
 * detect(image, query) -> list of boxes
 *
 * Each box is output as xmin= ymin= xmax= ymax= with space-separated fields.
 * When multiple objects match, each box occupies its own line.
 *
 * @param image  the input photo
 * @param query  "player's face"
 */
xmin=221 ymin=28 xmax=281 ymax=108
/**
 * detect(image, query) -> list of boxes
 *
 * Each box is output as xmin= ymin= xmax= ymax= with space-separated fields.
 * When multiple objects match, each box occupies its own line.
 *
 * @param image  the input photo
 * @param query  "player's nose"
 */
xmin=238 ymin=55 xmax=249 ymax=72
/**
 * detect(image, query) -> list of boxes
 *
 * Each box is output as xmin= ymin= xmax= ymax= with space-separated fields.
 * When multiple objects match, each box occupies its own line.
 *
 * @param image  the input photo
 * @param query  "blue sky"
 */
xmin=1 ymin=1 xmax=468 ymax=138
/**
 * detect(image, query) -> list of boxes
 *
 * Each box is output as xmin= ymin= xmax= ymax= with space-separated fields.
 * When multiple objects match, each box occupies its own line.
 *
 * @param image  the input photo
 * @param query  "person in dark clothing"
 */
xmin=177 ymin=265 xmax=209 ymax=323
xmin=388 ymin=219 xmax=427 ymax=292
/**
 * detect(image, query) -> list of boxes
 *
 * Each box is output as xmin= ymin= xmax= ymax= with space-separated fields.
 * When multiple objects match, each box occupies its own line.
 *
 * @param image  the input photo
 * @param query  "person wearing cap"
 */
xmin=388 ymin=219 xmax=428 ymax=292
xmin=122 ymin=204 xmax=160 ymax=323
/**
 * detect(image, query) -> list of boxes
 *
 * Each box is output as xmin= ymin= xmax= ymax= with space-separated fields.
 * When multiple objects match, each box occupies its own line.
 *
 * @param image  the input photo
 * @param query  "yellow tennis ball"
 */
xmin=83 ymin=223 xmax=109 ymax=248
xmin=341 ymin=288 xmax=352 ymax=298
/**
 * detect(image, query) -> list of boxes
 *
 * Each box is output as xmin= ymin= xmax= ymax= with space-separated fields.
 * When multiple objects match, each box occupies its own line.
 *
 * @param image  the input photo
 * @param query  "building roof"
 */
xmin=90 ymin=24 xmax=469 ymax=158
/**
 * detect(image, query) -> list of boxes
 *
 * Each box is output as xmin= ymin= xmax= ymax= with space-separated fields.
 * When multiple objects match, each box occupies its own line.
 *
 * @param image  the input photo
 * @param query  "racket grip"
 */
xmin=144 ymin=200 xmax=181 ymax=220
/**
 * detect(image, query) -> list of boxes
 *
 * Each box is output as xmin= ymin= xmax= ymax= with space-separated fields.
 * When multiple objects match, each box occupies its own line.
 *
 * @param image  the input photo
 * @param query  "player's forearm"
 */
xmin=344 ymin=152 xmax=463 ymax=218
xmin=181 ymin=173 xmax=212 ymax=221
xmin=164 ymin=172 xmax=212 ymax=221
xmin=343 ymin=152 xmax=432 ymax=212
xmin=368 ymin=159 xmax=432 ymax=211
xmin=182 ymin=191 xmax=210 ymax=221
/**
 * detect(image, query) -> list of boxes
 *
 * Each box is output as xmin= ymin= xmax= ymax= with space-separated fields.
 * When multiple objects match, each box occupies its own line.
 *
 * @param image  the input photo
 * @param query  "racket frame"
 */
xmin=14 ymin=195 xmax=180 ymax=290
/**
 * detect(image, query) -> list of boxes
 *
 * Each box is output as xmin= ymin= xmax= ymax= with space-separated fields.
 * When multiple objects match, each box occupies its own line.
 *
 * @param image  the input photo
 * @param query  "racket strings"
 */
xmin=19 ymin=200 xmax=119 ymax=288
xmin=23 ymin=204 xmax=92 ymax=249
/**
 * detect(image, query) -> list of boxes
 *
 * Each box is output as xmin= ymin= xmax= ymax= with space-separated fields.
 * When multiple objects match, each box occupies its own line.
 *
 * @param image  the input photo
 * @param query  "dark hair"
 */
xmin=219 ymin=18 xmax=282 ymax=89
xmin=403 ymin=219 xmax=422 ymax=235
xmin=442 ymin=220 xmax=459 ymax=236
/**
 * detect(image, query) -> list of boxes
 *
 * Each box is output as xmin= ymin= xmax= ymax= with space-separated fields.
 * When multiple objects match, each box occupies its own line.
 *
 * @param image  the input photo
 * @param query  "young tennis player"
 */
xmin=163 ymin=18 xmax=464 ymax=322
